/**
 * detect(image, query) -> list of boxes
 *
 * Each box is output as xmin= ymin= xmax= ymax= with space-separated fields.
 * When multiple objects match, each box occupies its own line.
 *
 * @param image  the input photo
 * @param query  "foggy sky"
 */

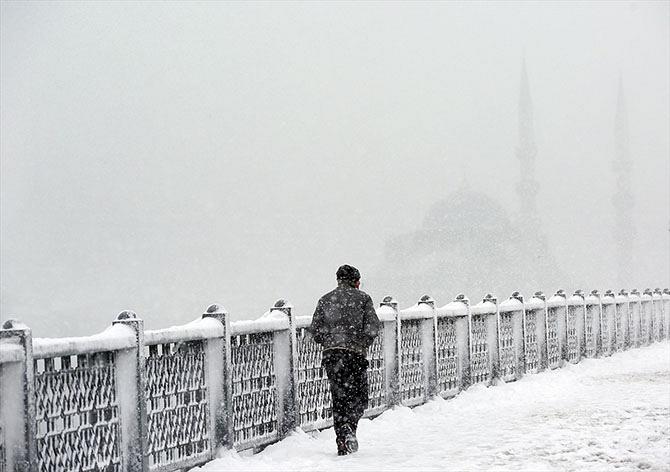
xmin=1 ymin=1 xmax=669 ymax=337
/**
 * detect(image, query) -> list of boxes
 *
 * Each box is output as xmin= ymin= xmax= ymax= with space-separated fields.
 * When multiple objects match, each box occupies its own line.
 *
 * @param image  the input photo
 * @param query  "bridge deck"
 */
xmin=196 ymin=342 xmax=670 ymax=472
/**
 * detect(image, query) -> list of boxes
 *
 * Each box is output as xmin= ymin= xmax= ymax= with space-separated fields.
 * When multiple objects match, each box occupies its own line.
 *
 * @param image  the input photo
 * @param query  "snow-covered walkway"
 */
xmin=197 ymin=342 xmax=670 ymax=472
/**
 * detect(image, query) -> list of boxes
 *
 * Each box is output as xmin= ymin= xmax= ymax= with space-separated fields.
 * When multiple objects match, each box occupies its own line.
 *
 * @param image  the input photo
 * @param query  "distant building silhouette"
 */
xmin=370 ymin=60 xmax=564 ymax=304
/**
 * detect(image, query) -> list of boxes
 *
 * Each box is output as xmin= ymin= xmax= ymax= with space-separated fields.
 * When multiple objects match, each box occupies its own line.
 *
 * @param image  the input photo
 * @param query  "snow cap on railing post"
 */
xmin=510 ymin=291 xmax=524 ymax=303
xmin=202 ymin=303 xmax=233 ymax=451
xmin=0 ymin=318 xmax=36 ymax=472
xmin=418 ymin=294 xmax=435 ymax=308
xmin=455 ymin=293 xmax=470 ymax=306
xmin=380 ymin=295 xmax=398 ymax=310
xmin=270 ymin=299 xmax=299 ymax=438
xmin=112 ymin=310 xmax=148 ymax=472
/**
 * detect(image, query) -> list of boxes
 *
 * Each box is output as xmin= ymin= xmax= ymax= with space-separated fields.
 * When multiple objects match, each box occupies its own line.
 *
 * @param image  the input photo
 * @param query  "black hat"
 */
xmin=336 ymin=264 xmax=360 ymax=282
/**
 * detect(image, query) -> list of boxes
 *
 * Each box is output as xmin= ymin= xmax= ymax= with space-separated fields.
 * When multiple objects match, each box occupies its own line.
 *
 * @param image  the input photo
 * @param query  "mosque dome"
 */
xmin=422 ymin=188 xmax=514 ymax=235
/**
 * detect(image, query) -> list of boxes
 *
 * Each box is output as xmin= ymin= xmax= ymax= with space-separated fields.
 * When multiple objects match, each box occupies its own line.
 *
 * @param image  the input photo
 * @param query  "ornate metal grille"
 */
xmin=524 ymin=310 xmax=539 ymax=372
xmin=628 ymin=304 xmax=638 ymax=347
xmin=296 ymin=329 xmax=331 ymax=427
xmin=614 ymin=305 xmax=626 ymax=351
xmin=33 ymin=352 xmax=121 ymax=472
xmin=231 ymin=332 xmax=278 ymax=447
xmin=601 ymin=306 xmax=614 ymax=356
xmin=365 ymin=331 xmax=386 ymax=412
xmin=470 ymin=315 xmax=490 ymax=384
xmin=546 ymin=309 xmax=561 ymax=369
xmin=640 ymin=302 xmax=651 ymax=344
xmin=584 ymin=306 xmax=597 ymax=358
xmin=653 ymin=301 xmax=663 ymax=341
xmin=498 ymin=313 xmax=516 ymax=380
xmin=436 ymin=318 xmax=458 ymax=393
xmin=145 ymin=341 xmax=209 ymax=469
xmin=399 ymin=320 xmax=424 ymax=403
xmin=566 ymin=307 xmax=579 ymax=363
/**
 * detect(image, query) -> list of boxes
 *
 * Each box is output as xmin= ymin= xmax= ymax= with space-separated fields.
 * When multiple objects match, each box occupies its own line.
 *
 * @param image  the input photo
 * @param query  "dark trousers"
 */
xmin=321 ymin=349 xmax=369 ymax=439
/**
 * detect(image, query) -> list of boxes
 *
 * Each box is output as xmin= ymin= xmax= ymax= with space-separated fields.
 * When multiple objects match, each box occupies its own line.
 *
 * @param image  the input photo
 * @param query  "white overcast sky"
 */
xmin=1 ymin=1 xmax=668 ymax=336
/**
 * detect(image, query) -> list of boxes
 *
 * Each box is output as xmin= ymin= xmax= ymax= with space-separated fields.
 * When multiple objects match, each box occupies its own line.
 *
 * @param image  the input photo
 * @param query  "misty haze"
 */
xmin=1 ymin=1 xmax=668 ymax=337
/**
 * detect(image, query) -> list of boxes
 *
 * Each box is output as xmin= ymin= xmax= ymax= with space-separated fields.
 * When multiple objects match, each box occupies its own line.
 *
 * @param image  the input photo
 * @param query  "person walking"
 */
xmin=309 ymin=264 xmax=381 ymax=455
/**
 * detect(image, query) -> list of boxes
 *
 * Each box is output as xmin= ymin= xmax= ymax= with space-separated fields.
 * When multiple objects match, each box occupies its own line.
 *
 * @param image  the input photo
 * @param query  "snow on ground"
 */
xmin=197 ymin=342 xmax=670 ymax=472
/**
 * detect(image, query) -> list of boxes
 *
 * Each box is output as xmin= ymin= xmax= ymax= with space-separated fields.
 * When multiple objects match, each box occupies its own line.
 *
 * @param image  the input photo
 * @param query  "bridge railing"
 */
xmin=1 ymin=286 xmax=668 ymax=471
xmin=640 ymin=290 xmax=654 ymax=345
xmin=497 ymin=294 xmax=525 ymax=381
xmin=566 ymin=290 xmax=586 ymax=364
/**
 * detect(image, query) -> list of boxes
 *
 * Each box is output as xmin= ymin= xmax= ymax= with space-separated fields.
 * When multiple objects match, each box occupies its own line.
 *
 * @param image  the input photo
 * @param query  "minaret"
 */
xmin=514 ymin=58 xmax=562 ymax=291
xmin=612 ymin=77 xmax=634 ymax=287
xmin=516 ymin=58 xmax=540 ymax=222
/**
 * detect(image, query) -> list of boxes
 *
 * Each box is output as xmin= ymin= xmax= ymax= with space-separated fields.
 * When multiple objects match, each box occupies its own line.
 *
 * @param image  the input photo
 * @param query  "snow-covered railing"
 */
xmin=640 ymin=290 xmax=654 ymax=345
xmin=651 ymin=289 xmax=665 ymax=342
xmin=662 ymin=289 xmax=670 ymax=343
xmin=600 ymin=291 xmax=617 ymax=356
xmin=143 ymin=315 xmax=227 ymax=471
xmin=628 ymin=289 xmax=642 ymax=348
xmin=523 ymin=292 xmax=547 ymax=372
xmin=566 ymin=290 xmax=586 ymax=364
xmin=1 ymin=286 xmax=668 ymax=471
xmin=584 ymin=290 xmax=602 ymax=358
xmin=468 ymin=294 xmax=499 ymax=385
xmin=546 ymin=290 xmax=568 ymax=369
xmin=614 ymin=291 xmax=629 ymax=351
xmin=497 ymin=293 xmax=525 ymax=381
xmin=397 ymin=296 xmax=436 ymax=407
xmin=436 ymin=296 xmax=470 ymax=395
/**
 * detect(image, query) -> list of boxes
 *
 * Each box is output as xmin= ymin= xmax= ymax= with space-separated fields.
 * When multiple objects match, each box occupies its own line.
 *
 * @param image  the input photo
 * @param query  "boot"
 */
xmin=342 ymin=423 xmax=358 ymax=453
xmin=336 ymin=437 xmax=348 ymax=456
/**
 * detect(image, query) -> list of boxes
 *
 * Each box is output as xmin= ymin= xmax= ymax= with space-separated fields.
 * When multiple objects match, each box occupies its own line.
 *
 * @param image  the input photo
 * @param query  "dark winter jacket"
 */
xmin=310 ymin=283 xmax=381 ymax=356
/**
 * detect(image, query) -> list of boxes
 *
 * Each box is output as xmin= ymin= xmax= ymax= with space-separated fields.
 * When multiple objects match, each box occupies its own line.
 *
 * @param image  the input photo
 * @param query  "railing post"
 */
xmin=202 ymin=303 xmax=234 ymax=451
xmin=270 ymin=299 xmax=299 ymax=438
xmin=0 ymin=320 xmax=36 ymax=472
xmin=112 ymin=311 xmax=148 ymax=472
xmin=379 ymin=296 xmax=400 ymax=407
xmin=418 ymin=295 xmax=437 ymax=398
